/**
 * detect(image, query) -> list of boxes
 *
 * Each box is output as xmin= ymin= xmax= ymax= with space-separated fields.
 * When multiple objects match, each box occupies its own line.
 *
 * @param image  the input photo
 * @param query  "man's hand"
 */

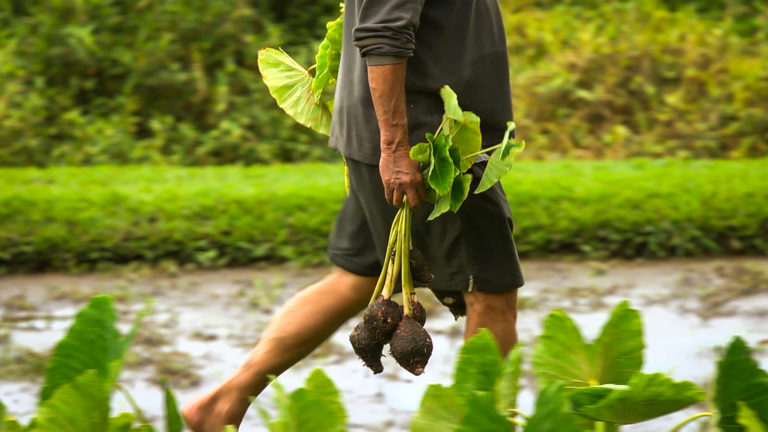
xmin=380 ymin=148 xmax=425 ymax=208
xmin=367 ymin=61 xmax=425 ymax=209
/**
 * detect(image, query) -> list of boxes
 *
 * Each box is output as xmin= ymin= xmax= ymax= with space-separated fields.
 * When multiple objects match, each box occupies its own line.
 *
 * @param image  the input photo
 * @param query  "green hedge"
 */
xmin=504 ymin=1 xmax=768 ymax=159
xmin=0 ymin=0 xmax=766 ymax=166
xmin=1 ymin=160 xmax=766 ymax=272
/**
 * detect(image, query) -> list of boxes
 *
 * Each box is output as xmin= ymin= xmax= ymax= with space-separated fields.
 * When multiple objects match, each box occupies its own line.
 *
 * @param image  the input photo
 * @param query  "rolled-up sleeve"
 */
xmin=353 ymin=0 xmax=426 ymax=65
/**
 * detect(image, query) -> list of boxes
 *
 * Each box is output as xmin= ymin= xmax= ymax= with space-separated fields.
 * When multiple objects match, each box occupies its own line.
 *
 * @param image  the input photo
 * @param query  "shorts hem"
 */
xmin=327 ymin=250 xmax=380 ymax=278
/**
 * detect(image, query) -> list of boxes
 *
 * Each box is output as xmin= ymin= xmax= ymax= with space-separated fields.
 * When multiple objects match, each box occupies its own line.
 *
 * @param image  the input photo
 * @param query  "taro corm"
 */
xmin=363 ymin=295 xmax=403 ymax=343
xmin=349 ymin=322 xmax=384 ymax=374
xmin=389 ymin=316 xmax=433 ymax=376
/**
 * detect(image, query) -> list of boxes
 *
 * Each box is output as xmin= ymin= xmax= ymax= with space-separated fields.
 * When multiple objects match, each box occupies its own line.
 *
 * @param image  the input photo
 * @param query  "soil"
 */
xmin=1 ymin=258 xmax=768 ymax=431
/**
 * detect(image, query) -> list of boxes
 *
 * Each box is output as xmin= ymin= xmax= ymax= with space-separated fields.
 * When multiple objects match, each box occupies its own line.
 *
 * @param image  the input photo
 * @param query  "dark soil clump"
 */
xmin=389 ymin=316 xmax=433 ymax=375
xmin=349 ymin=322 xmax=384 ymax=374
xmin=363 ymin=296 xmax=402 ymax=342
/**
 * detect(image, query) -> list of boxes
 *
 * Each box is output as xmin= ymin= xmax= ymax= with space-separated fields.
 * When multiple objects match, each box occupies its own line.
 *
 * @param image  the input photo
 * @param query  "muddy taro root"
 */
xmin=410 ymin=248 xmax=434 ymax=286
xmin=389 ymin=316 xmax=433 ymax=375
xmin=363 ymin=295 xmax=403 ymax=342
xmin=349 ymin=322 xmax=384 ymax=374
xmin=410 ymin=299 xmax=427 ymax=326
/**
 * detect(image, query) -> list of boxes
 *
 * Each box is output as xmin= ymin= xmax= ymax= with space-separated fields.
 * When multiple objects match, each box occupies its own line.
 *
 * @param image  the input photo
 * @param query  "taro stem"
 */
xmin=370 ymin=208 xmax=403 ymax=303
xmin=400 ymin=200 xmax=414 ymax=316
xmin=382 ymin=208 xmax=404 ymax=299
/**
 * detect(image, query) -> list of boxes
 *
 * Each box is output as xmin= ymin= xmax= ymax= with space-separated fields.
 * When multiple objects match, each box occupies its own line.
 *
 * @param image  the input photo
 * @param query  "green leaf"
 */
xmin=40 ymin=295 xmax=124 ymax=402
xmin=737 ymin=402 xmax=768 ymax=432
xmin=532 ymin=309 xmax=594 ymax=389
xmin=715 ymin=337 xmax=768 ymax=431
xmin=108 ymin=413 xmax=134 ymax=432
xmin=474 ymin=122 xmax=524 ymax=194
xmin=453 ymin=329 xmax=503 ymax=395
xmin=130 ymin=425 xmax=155 ymax=432
xmin=593 ymin=300 xmax=644 ymax=385
xmin=532 ymin=302 xmax=644 ymax=391
xmin=410 ymin=141 xmax=432 ymax=165
xmin=524 ymin=383 xmax=580 ymax=432
xmin=451 ymin=111 xmax=482 ymax=173
xmin=258 ymin=48 xmax=332 ymax=136
xmin=32 ymin=370 xmax=110 ymax=432
xmin=457 ymin=391 xmax=511 ymax=432
xmin=302 ymin=369 xmax=346 ymax=430
xmin=312 ymin=8 xmax=344 ymax=101
xmin=163 ymin=384 xmax=183 ymax=432
xmin=427 ymin=133 xmax=456 ymax=196
xmin=449 ymin=173 xmax=472 ymax=213
xmin=440 ymin=86 xmax=463 ymax=122
xmin=448 ymin=142 xmax=462 ymax=170
xmin=571 ymin=373 xmax=704 ymax=424
xmin=495 ymin=346 xmax=522 ymax=419
xmin=258 ymin=371 xmax=345 ymax=432
xmin=410 ymin=385 xmax=465 ymax=432
xmin=427 ymin=192 xmax=451 ymax=221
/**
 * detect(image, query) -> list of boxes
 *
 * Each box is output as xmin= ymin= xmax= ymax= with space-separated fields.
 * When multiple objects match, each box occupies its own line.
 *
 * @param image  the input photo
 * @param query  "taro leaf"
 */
xmin=131 ymin=425 xmax=156 ymax=432
xmin=523 ymin=383 xmax=580 ymax=432
xmin=532 ymin=302 xmax=644 ymax=391
xmin=715 ymin=337 xmax=768 ymax=431
xmin=259 ymin=377 xmax=290 ymax=432
xmin=737 ymin=402 xmax=768 ymax=432
xmin=593 ymin=300 xmax=643 ymax=385
xmin=495 ymin=346 xmax=523 ymax=418
xmin=440 ymin=86 xmax=463 ymax=122
xmin=451 ymin=111 xmax=482 ymax=173
xmin=410 ymin=385 xmax=465 ymax=432
xmin=312 ymin=9 xmax=344 ymax=101
xmin=2 ymin=418 xmax=23 ymax=432
xmin=474 ymin=122 xmax=524 ymax=194
xmin=40 ymin=295 xmax=126 ymax=403
xmin=449 ymin=173 xmax=472 ymax=213
xmin=427 ymin=192 xmax=451 ymax=221
xmin=302 ymin=369 xmax=346 ymax=429
xmin=448 ymin=143 xmax=462 ymax=170
xmin=258 ymin=48 xmax=332 ymax=136
xmin=108 ymin=413 xmax=134 ymax=432
xmin=410 ymin=141 xmax=431 ymax=165
xmin=427 ymin=133 xmax=456 ymax=196
xmin=163 ymin=384 xmax=183 ymax=432
xmin=457 ymin=391 xmax=511 ymax=432
xmin=32 ymin=370 xmax=110 ymax=432
xmin=532 ymin=309 xmax=594 ymax=389
xmin=453 ymin=329 xmax=503 ymax=395
xmin=572 ymin=373 xmax=704 ymax=424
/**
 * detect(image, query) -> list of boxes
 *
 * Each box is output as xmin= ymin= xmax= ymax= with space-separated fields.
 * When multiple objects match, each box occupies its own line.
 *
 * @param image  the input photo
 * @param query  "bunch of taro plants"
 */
xmin=256 ymin=301 xmax=768 ymax=431
xmin=0 ymin=296 xmax=185 ymax=432
xmin=258 ymin=8 xmax=525 ymax=375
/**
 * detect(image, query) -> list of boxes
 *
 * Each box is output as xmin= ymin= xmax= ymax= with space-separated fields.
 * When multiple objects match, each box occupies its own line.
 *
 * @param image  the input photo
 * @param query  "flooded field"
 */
xmin=2 ymin=258 xmax=767 ymax=431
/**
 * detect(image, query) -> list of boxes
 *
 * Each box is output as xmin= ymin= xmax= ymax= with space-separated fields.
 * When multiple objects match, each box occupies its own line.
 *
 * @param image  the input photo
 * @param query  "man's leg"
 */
xmin=182 ymin=267 xmax=377 ymax=432
xmin=463 ymin=288 xmax=519 ymax=355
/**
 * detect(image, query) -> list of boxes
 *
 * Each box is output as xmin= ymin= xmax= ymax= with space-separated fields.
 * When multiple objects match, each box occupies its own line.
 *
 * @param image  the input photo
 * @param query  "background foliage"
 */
xmin=0 ymin=0 xmax=766 ymax=165
xmin=1 ymin=160 xmax=766 ymax=272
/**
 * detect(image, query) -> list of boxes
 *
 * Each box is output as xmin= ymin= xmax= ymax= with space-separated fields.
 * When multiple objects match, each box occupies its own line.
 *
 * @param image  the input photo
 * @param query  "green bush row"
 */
xmin=1 ymin=160 xmax=766 ymax=272
xmin=0 ymin=0 xmax=766 ymax=166
xmin=0 ymin=0 xmax=339 ymax=166
xmin=503 ymin=0 xmax=768 ymax=159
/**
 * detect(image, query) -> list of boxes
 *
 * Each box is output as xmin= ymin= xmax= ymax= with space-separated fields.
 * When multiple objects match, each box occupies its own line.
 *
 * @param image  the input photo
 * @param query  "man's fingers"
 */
xmin=406 ymin=188 xmax=422 ymax=209
xmin=392 ymin=189 xmax=404 ymax=207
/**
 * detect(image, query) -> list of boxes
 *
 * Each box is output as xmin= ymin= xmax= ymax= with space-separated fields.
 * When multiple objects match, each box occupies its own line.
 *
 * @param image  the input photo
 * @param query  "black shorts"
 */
xmin=327 ymin=158 xmax=524 ymax=315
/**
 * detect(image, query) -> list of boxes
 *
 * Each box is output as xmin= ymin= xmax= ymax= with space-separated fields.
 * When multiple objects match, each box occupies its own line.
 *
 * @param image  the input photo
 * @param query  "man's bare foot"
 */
xmin=181 ymin=381 xmax=252 ymax=432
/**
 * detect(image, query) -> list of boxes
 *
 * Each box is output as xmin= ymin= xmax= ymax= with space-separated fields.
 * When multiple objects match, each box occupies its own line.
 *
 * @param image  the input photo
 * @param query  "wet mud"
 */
xmin=1 ymin=258 xmax=767 ymax=431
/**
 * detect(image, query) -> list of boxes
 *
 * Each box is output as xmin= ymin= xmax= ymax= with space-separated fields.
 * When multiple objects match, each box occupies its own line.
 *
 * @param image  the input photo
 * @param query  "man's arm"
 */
xmin=368 ymin=62 xmax=425 ymax=209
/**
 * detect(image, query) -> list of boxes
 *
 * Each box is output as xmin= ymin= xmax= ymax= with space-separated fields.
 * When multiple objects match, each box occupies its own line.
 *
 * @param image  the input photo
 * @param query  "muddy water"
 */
xmin=1 ymin=258 xmax=767 ymax=431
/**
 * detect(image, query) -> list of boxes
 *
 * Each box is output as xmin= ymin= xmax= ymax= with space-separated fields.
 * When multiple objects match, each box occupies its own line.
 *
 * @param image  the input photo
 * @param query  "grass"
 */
xmin=1 ymin=159 xmax=766 ymax=272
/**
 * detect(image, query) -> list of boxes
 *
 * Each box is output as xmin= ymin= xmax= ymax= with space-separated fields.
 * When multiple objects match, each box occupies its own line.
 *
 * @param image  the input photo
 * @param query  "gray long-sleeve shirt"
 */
xmin=329 ymin=0 xmax=514 ymax=166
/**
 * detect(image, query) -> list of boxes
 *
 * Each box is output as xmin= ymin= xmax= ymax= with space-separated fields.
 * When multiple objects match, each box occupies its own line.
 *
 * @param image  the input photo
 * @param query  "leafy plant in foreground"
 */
xmin=411 ymin=301 xmax=768 ymax=431
xmin=0 ymin=296 xmax=184 ymax=432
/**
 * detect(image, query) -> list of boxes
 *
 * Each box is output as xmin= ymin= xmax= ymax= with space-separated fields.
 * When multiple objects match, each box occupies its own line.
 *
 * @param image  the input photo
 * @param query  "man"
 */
xmin=182 ymin=0 xmax=523 ymax=430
